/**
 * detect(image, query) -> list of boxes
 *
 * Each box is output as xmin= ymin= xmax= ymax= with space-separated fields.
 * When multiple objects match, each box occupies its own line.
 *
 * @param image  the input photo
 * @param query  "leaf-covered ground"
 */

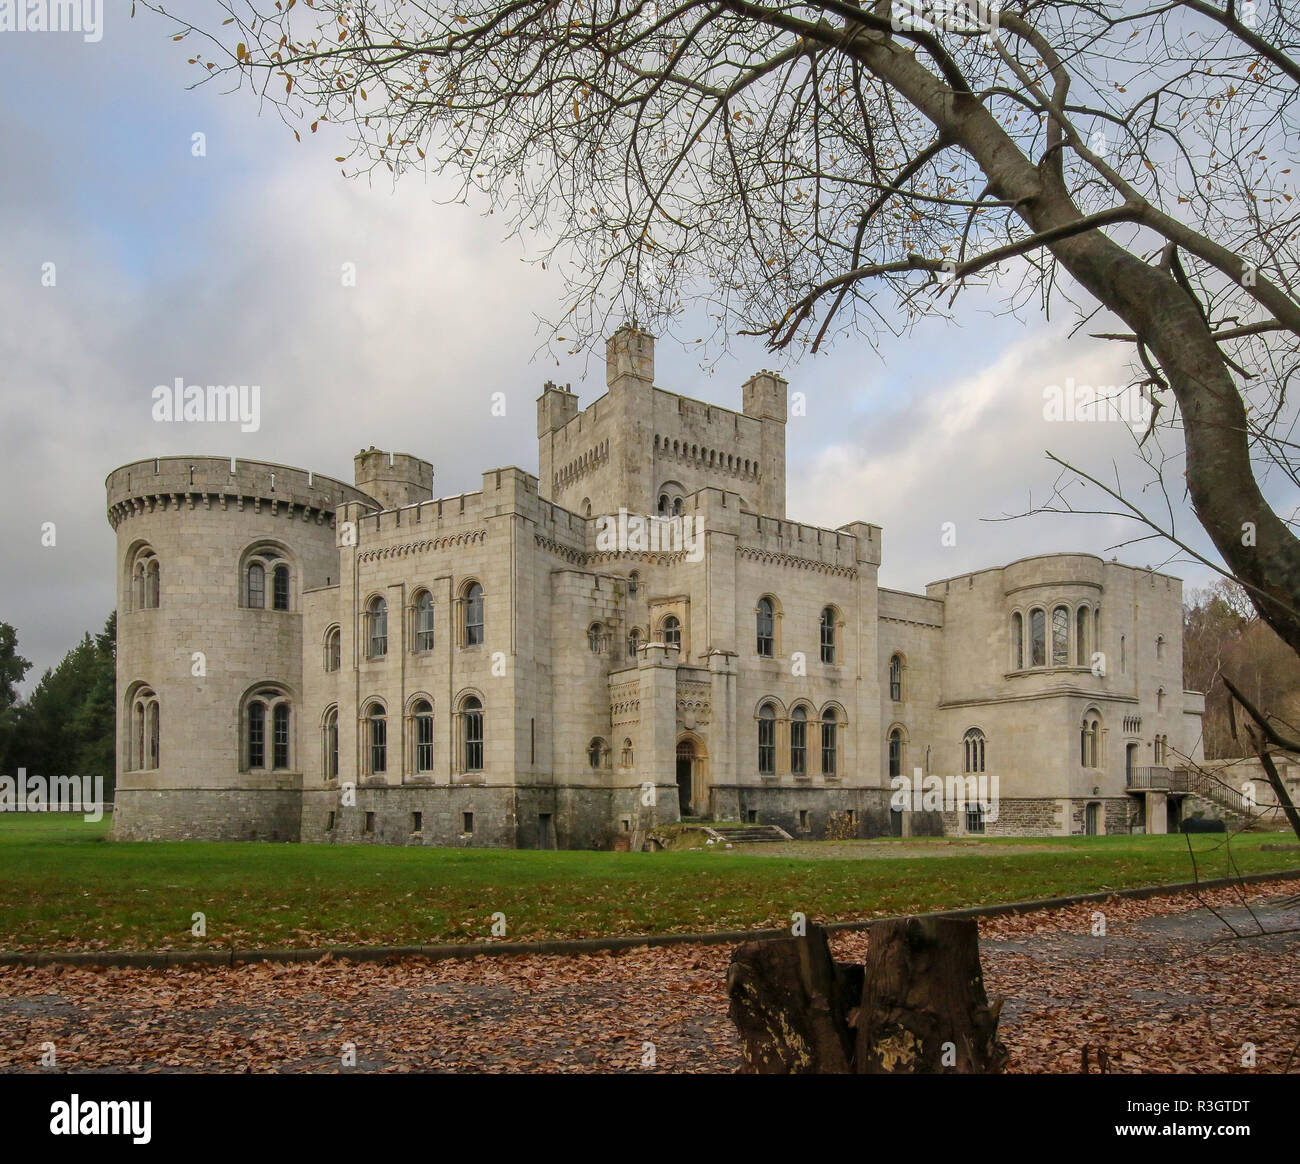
xmin=1 ymin=886 xmax=1295 ymax=1073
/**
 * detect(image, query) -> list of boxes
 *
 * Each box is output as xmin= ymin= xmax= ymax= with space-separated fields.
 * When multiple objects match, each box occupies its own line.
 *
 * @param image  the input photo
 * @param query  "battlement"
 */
xmin=106 ymin=456 xmax=376 ymax=529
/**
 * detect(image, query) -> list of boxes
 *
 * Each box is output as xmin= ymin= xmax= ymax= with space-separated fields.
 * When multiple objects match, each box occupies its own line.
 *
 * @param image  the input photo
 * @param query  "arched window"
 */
xmin=628 ymin=627 xmax=642 ymax=659
xmin=1011 ymin=612 xmax=1024 ymax=670
xmin=273 ymin=703 xmax=291 ymax=768
xmin=1157 ymin=686 xmax=1165 ymax=713
xmin=366 ymin=702 xmax=387 ymax=774
xmin=1076 ymin=606 xmax=1090 ymax=665
xmin=588 ymin=622 xmax=604 ymax=653
xmin=366 ymin=596 xmax=388 ymax=658
xmin=1052 ymin=605 xmax=1069 ymax=665
xmin=582 ymin=498 xmax=592 ymax=517
xmin=671 ymin=497 xmax=683 ymax=516
xmin=628 ymin=571 xmax=639 ymax=597
xmin=790 ymin=706 xmax=807 ymax=776
xmin=621 ymin=738 xmax=634 ymax=767
xmin=819 ymin=607 xmax=836 ymax=664
xmin=463 ymin=582 xmax=485 ymax=646
xmin=413 ymin=699 xmax=434 ymax=773
xmin=273 ymin=565 xmax=291 ymax=611
xmin=244 ymin=687 xmax=292 ymax=771
xmin=756 ymin=597 xmax=775 ymax=657
xmin=413 ymin=591 xmax=435 ymax=652
xmin=1080 ymin=712 xmax=1101 ymax=768
xmin=324 ymin=626 xmax=341 ymax=672
xmin=462 ymin=696 xmax=484 ymax=772
xmin=657 ymin=494 xmax=669 ymax=515
xmin=888 ymin=728 xmax=904 ymax=780
xmin=248 ymin=701 xmax=265 ymax=768
xmin=1120 ymin=634 xmax=1127 ymax=672
xmin=758 ymin=703 xmax=776 ymax=775
xmin=145 ymin=557 xmax=160 ymax=608
xmin=963 ymin=728 xmax=986 ymax=774
xmin=247 ymin=562 xmax=265 ymax=609
xmin=588 ymin=737 xmax=609 ymax=769
xmin=1155 ymin=634 xmax=1165 ymax=661
xmin=322 ymin=706 xmax=339 ymax=781
xmin=130 ymin=686 xmax=160 ymax=771
xmin=1030 ymin=608 xmax=1046 ymax=667
xmin=821 ymin=708 xmax=838 ymax=777
xmin=889 ymin=654 xmax=904 ymax=702
xmin=662 ymin=615 xmax=681 ymax=648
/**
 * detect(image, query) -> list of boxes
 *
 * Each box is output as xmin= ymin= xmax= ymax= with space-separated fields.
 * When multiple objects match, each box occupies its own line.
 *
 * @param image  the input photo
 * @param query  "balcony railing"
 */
xmin=1126 ymin=765 xmax=1248 ymax=814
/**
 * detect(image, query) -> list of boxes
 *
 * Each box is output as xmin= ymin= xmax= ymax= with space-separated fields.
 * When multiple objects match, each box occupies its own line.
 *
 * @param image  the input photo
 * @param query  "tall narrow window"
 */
xmin=628 ymin=571 xmax=639 ymax=597
xmin=325 ymin=627 xmax=341 ymax=672
xmin=889 ymin=654 xmax=903 ymax=701
xmin=133 ymin=563 xmax=147 ymax=611
xmin=888 ymin=728 xmax=904 ymax=780
xmin=248 ymin=701 xmax=266 ymax=768
xmin=1030 ymin=608 xmax=1046 ymax=667
xmin=819 ymin=607 xmax=836 ymax=664
xmin=272 ymin=565 xmax=290 ymax=611
xmin=758 ymin=703 xmax=776 ymax=775
xmin=414 ymin=591 xmax=435 ymax=652
xmin=1052 ymin=605 xmax=1069 ymax=665
xmin=323 ymin=707 xmax=338 ymax=781
xmin=462 ymin=696 xmax=484 ymax=772
xmin=368 ymin=704 xmax=387 ymax=774
xmin=145 ymin=558 xmax=160 ymax=608
xmin=367 ymin=596 xmax=388 ymax=658
xmin=821 ymin=708 xmax=838 ymax=777
xmin=628 ymin=628 xmax=642 ymax=659
xmin=963 ymin=728 xmax=986 ymax=773
xmin=1157 ymin=687 xmax=1165 ymax=713
xmin=1012 ymin=612 xmax=1024 ymax=670
xmin=588 ymin=623 xmax=604 ymax=653
xmin=1076 ymin=606 xmax=1089 ymax=665
xmin=588 ymin=738 xmax=607 ymax=769
xmin=1120 ymin=634 xmax=1127 ymax=672
xmin=756 ymin=598 xmax=775 ymax=657
xmin=790 ymin=706 xmax=807 ymax=776
xmin=272 ymin=703 xmax=290 ymax=768
xmin=1080 ymin=713 xmax=1100 ymax=768
xmin=247 ymin=562 xmax=265 ymax=609
xmin=662 ymin=615 xmax=681 ymax=648
xmin=414 ymin=700 xmax=434 ymax=773
xmin=464 ymin=582 xmax=484 ymax=646
xmin=1156 ymin=635 xmax=1165 ymax=661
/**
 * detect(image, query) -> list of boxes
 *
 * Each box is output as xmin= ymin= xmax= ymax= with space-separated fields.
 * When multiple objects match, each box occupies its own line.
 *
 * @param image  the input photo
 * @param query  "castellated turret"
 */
xmin=353 ymin=447 xmax=434 ymax=510
xmin=106 ymin=456 xmax=377 ymax=841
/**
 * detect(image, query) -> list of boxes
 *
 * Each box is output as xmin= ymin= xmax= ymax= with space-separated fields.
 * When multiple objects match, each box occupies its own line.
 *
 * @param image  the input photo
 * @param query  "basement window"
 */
xmin=463 ymin=812 xmax=474 ymax=834
xmin=364 ymin=811 xmax=375 ymax=834
xmin=411 ymin=812 xmax=423 ymax=833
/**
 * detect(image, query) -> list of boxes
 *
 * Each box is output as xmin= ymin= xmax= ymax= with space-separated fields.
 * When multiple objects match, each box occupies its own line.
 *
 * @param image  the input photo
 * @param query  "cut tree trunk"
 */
xmin=727 ymin=917 xmax=1007 ymax=1074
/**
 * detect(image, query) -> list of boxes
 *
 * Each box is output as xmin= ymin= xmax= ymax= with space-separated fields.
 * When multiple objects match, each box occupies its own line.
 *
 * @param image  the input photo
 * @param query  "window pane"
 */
xmin=1052 ymin=606 xmax=1069 ymax=665
xmin=273 ymin=704 xmax=290 ymax=768
xmin=1012 ymin=613 xmax=1024 ymax=670
xmin=1030 ymin=609 xmax=1046 ymax=667
xmin=273 ymin=565 xmax=290 ymax=611
xmin=248 ymin=563 xmax=265 ymax=609
xmin=248 ymin=703 xmax=265 ymax=768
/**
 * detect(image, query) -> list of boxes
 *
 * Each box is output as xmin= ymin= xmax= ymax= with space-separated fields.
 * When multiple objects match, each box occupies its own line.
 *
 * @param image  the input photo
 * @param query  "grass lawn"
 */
xmin=0 ymin=814 xmax=1295 ymax=952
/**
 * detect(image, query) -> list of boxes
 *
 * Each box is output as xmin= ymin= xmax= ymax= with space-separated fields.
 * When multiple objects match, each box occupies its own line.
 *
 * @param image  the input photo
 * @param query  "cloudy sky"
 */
xmin=0 ymin=5 xmax=1253 ymax=690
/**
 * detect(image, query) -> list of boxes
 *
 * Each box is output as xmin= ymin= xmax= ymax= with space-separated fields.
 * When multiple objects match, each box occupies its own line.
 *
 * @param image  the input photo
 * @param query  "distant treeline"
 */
xmin=0 ymin=614 xmax=115 ymax=796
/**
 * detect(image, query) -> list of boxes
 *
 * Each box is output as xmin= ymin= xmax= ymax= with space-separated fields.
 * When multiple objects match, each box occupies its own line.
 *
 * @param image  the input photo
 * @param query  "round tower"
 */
xmin=106 ymin=456 xmax=377 ymax=841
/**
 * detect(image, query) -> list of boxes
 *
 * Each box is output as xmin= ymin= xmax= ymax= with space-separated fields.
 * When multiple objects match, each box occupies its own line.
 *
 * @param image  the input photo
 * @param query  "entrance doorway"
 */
xmin=538 ymin=813 xmax=554 ymax=849
xmin=1126 ymin=742 xmax=1138 ymax=784
xmin=676 ymin=740 xmax=694 ymax=816
xmin=1085 ymin=802 xmax=1100 ymax=835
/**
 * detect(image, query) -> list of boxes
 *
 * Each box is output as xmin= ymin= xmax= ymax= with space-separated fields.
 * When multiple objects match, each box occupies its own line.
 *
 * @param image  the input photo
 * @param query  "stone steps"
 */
xmin=703 ymin=824 xmax=792 ymax=844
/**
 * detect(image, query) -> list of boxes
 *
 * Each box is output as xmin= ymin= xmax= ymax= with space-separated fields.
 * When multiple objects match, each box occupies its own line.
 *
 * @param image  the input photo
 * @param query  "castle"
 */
xmin=106 ymin=327 xmax=1204 ymax=847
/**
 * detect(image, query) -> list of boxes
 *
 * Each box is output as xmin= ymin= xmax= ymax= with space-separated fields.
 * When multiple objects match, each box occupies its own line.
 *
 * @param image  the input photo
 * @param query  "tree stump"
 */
xmin=726 ymin=924 xmax=854 ymax=1073
xmin=727 ymin=917 xmax=1007 ymax=1074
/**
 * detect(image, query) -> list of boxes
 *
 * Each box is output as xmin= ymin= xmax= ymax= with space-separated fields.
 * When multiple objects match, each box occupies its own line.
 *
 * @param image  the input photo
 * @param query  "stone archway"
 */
xmin=675 ymin=734 xmax=709 ymax=818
